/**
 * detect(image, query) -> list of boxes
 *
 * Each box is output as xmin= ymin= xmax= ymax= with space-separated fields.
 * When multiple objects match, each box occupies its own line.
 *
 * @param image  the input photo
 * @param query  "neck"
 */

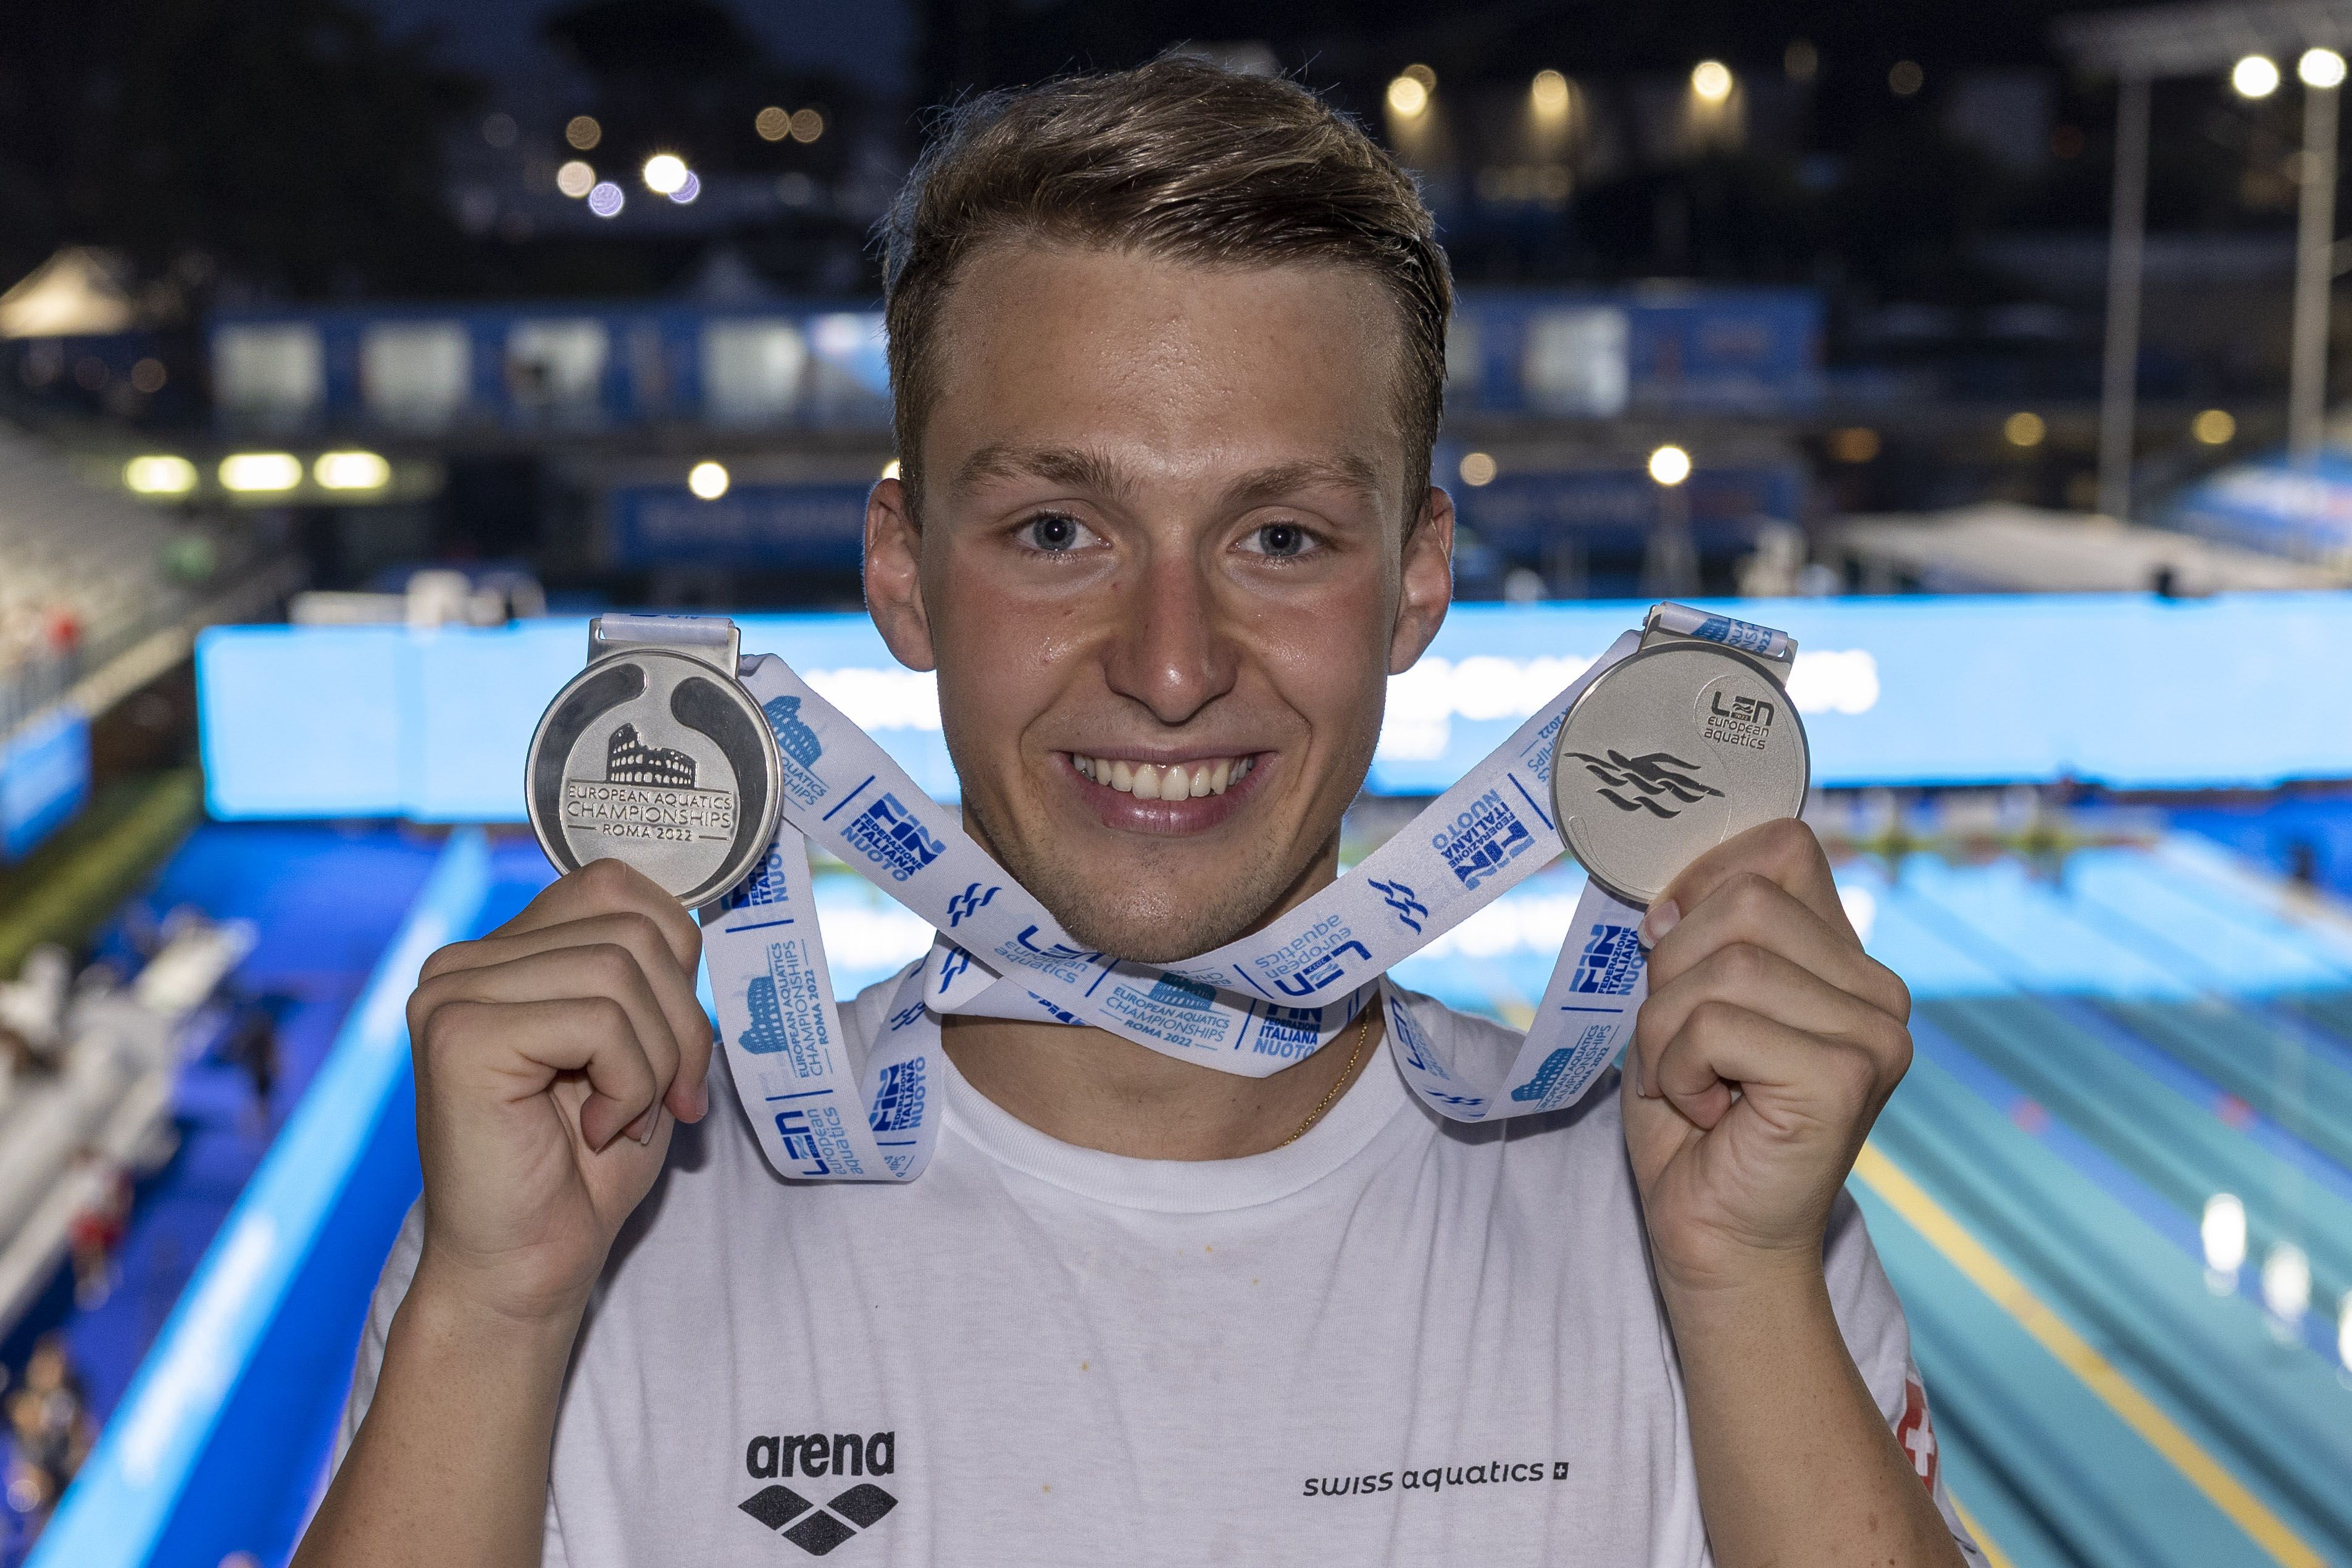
xmin=945 ymin=809 xmax=1383 ymax=1159
xmin=940 ymin=998 xmax=1383 ymax=1160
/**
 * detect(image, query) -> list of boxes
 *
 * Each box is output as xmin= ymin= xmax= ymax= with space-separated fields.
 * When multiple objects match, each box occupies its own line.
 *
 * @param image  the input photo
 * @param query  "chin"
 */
xmin=1029 ymin=861 xmax=1296 ymax=967
xmin=1056 ymin=891 xmax=1254 ymax=966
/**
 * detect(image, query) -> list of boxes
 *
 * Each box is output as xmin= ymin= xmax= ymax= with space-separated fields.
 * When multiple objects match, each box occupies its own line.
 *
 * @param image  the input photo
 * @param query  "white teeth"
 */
xmin=1080 ymin=755 xmax=1253 ymax=798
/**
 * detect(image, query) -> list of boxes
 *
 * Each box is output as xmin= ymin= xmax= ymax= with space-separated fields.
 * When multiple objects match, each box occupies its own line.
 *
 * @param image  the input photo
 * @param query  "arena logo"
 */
xmin=740 ymin=1429 xmax=899 ymax=1557
xmin=1430 ymin=788 xmax=1535 ymax=891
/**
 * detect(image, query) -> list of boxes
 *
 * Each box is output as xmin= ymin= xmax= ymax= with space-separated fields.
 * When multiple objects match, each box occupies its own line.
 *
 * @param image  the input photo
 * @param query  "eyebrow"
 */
xmin=952 ymin=443 xmax=1387 ymax=512
xmin=954 ymin=443 xmax=1134 ymax=502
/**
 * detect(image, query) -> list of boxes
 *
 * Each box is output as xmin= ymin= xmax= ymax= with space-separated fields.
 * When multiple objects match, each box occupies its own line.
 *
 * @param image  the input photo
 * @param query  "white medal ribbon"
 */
xmin=698 ymin=615 xmax=1768 ymax=1183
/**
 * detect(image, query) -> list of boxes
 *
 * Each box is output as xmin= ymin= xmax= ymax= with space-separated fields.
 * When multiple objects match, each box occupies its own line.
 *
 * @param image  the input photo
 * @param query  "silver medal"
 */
xmin=525 ymin=617 xmax=783 ymax=906
xmin=1549 ymin=614 xmax=1810 ymax=909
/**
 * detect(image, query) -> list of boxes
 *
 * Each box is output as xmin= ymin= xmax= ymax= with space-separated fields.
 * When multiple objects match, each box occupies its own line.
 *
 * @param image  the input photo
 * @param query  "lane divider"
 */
xmin=1946 ymin=1498 xmax=2015 ymax=1568
xmin=1851 ymin=1143 xmax=2325 ymax=1568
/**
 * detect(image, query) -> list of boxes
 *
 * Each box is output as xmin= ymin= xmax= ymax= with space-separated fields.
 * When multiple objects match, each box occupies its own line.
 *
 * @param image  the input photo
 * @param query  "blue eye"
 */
xmin=1025 ymin=514 xmax=1082 ymax=551
xmin=1252 ymin=522 xmax=1310 ymax=557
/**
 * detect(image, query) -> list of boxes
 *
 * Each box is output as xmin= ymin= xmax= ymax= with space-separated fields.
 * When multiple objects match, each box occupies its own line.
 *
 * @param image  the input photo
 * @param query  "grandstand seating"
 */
xmin=0 ymin=422 xmax=249 ymax=741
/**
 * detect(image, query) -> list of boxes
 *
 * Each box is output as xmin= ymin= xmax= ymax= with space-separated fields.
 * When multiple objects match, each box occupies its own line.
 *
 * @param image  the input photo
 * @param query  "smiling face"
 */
xmin=864 ymin=244 xmax=1453 ymax=964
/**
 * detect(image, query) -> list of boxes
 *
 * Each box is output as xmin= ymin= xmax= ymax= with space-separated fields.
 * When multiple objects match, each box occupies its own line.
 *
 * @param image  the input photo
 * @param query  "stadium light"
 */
xmin=588 ymin=181 xmax=625 ymax=218
xmin=2263 ymin=1243 xmax=2312 ymax=1322
xmin=2004 ymin=411 xmax=2046 ymax=448
xmin=1647 ymin=444 xmax=1691 ymax=486
xmin=1387 ymin=74 xmax=1430 ymax=118
xmin=756 ymin=106 xmax=791 ymax=142
xmin=315 ymin=451 xmax=391 ymax=491
xmin=1691 ymin=61 xmax=1734 ymax=103
xmin=556 ymin=161 xmax=595 ymax=198
xmin=2301 ymin=48 xmax=2347 ymax=89
xmin=669 ymin=172 xmax=701 ymax=205
xmin=642 ymin=154 xmax=690 ymax=195
xmin=688 ymin=461 xmax=730 ymax=500
xmin=1459 ymin=451 xmax=1498 ymax=486
xmin=1829 ymin=427 xmax=1881 ymax=463
xmin=565 ymin=115 xmax=601 ymax=151
xmin=123 ymin=454 xmax=198 ymax=496
xmin=2233 ymin=55 xmax=2282 ymax=98
xmin=2193 ymin=408 xmax=2237 ymax=444
xmin=1531 ymin=70 xmax=1570 ymax=119
xmin=2203 ymin=1193 xmax=2247 ymax=1274
xmin=790 ymin=108 xmax=825 ymax=143
xmin=218 ymin=452 xmax=302 ymax=493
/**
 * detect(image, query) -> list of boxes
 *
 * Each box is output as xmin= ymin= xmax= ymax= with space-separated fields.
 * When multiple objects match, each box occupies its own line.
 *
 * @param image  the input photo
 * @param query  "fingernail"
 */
xmin=693 ymin=1078 xmax=711 ymax=1120
xmin=636 ymin=1111 xmax=659 ymax=1146
xmin=1639 ymin=899 xmax=1680 ymax=949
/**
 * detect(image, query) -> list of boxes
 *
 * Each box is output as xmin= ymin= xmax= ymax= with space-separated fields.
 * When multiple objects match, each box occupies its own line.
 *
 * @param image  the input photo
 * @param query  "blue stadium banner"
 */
xmin=0 ymin=703 xmax=90 ymax=858
xmin=196 ymin=594 xmax=2352 ymax=820
xmin=606 ymin=481 xmax=870 ymax=568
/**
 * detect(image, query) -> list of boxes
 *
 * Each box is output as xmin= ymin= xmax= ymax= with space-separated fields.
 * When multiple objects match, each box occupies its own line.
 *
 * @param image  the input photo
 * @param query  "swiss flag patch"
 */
xmin=1895 ymin=1365 xmax=1940 ymax=1491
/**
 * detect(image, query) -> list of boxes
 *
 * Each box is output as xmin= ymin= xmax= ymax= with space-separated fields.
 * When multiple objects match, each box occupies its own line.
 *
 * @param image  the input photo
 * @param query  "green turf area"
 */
xmin=0 ymin=769 xmax=204 ymax=978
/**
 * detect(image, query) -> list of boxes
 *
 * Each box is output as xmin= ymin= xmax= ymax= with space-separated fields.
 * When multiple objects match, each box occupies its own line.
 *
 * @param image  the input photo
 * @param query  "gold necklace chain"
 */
xmin=1281 ymin=1006 xmax=1376 ymax=1147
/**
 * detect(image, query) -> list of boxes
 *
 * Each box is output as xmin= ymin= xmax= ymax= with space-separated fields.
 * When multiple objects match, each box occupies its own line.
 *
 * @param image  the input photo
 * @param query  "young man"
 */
xmin=301 ymin=59 xmax=1980 ymax=1566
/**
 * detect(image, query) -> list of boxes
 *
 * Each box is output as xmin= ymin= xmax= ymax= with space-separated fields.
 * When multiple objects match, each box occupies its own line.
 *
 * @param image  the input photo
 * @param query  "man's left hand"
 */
xmin=1620 ymin=819 xmax=1912 ymax=1296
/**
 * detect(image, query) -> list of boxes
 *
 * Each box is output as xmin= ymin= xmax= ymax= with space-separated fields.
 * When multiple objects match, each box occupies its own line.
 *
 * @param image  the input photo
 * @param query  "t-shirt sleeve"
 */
xmin=1823 ymin=1190 xmax=1990 ymax=1566
xmin=328 ymin=1198 xmax=569 ymax=1564
xmin=332 ymin=1197 xmax=426 ymax=1472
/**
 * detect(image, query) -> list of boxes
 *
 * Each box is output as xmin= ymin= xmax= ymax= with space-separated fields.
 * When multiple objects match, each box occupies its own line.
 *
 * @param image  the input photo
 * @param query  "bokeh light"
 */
xmin=122 ymin=454 xmax=196 ymax=495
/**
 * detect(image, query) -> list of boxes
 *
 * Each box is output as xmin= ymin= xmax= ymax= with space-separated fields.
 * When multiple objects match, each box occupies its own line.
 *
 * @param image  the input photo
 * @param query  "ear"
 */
xmin=864 ymin=475 xmax=937 ymax=672
xmin=1388 ymin=485 xmax=1454 ymax=674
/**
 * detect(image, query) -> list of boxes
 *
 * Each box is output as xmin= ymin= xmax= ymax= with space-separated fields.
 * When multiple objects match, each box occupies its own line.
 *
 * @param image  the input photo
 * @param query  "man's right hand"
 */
xmin=404 ymin=857 xmax=714 ymax=1327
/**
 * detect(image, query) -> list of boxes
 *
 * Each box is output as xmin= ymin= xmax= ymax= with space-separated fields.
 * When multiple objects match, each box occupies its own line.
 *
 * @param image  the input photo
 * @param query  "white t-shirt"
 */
xmin=340 ymin=974 xmax=1982 ymax=1566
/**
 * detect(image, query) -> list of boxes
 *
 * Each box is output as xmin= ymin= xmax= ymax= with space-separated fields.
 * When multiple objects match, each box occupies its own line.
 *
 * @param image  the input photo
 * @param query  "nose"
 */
xmin=1101 ymin=543 xmax=1236 ymax=726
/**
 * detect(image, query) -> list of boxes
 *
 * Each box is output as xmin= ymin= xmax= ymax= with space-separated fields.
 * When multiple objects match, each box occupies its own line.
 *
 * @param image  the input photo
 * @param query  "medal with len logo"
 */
xmin=525 ymin=615 xmax=784 ymax=906
xmin=1548 ymin=603 xmax=1811 ymax=909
